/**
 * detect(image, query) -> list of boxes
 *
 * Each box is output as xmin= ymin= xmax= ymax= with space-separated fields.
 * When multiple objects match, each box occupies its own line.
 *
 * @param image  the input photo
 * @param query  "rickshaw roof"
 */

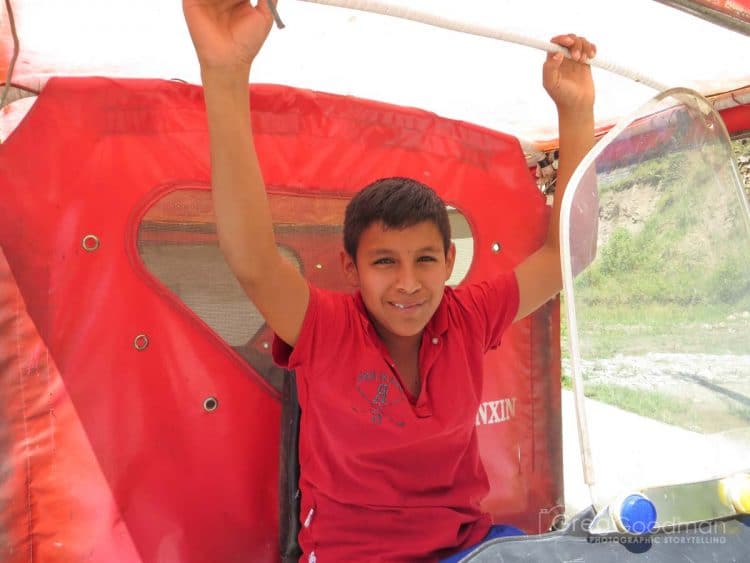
xmin=1 ymin=0 xmax=750 ymax=141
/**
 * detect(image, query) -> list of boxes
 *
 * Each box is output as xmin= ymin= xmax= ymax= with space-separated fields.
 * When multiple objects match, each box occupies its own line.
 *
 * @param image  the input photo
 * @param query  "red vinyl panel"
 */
xmin=0 ymin=77 xmax=560 ymax=561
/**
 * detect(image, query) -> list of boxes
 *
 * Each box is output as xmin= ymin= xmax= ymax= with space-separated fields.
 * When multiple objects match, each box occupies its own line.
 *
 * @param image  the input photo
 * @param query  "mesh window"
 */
xmin=137 ymin=188 xmax=348 ymax=392
xmin=136 ymin=189 xmax=474 ymax=391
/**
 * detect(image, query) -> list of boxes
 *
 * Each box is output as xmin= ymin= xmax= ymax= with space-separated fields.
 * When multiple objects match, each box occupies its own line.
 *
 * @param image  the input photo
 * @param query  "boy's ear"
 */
xmin=341 ymin=250 xmax=360 ymax=287
xmin=444 ymin=242 xmax=456 ymax=281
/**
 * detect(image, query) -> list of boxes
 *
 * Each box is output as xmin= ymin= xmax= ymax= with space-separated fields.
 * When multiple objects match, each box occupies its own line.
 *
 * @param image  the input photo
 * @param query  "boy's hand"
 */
xmin=543 ymin=34 xmax=596 ymax=112
xmin=183 ymin=0 xmax=276 ymax=70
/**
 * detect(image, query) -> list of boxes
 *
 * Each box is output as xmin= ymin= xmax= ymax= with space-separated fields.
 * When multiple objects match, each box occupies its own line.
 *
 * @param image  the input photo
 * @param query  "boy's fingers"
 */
xmin=578 ymin=37 xmax=596 ymax=60
xmin=549 ymin=34 xmax=596 ymax=64
xmin=543 ymin=51 xmax=564 ymax=80
xmin=550 ymin=33 xmax=576 ymax=46
xmin=550 ymin=33 xmax=587 ymax=61
xmin=588 ymin=42 xmax=597 ymax=59
xmin=579 ymin=39 xmax=589 ymax=63
xmin=572 ymin=36 xmax=586 ymax=61
xmin=544 ymin=51 xmax=564 ymax=67
xmin=256 ymin=0 xmax=271 ymax=15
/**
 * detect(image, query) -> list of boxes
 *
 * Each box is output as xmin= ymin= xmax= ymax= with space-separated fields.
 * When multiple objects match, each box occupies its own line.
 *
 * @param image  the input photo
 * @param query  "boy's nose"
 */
xmin=396 ymin=266 xmax=421 ymax=294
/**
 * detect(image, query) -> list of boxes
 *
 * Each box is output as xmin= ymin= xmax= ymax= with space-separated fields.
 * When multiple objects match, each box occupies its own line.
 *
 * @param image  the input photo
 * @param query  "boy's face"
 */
xmin=342 ymin=220 xmax=456 ymax=342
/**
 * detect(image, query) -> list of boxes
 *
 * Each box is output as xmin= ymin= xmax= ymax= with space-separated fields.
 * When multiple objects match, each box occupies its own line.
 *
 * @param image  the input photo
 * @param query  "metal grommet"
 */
xmin=133 ymin=334 xmax=149 ymax=351
xmin=315 ymin=263 xmax=323 ymax=270
xmin=203 ymin=396 xmax=219 ymax=412
xmin=262 ymin=341 xmax=270 ymax=350
xmin=491 ymin=242 xmax=502 ymax=253
xmin=82 ymin=234 xmax=100 ymax=252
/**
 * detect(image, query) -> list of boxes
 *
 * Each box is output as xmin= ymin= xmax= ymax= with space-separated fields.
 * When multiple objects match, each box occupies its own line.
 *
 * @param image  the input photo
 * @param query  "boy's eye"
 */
xmin=418 ymin=256 xmax=437 ymax=262
xmin=373 ymin=257 xmax=395 ymax=265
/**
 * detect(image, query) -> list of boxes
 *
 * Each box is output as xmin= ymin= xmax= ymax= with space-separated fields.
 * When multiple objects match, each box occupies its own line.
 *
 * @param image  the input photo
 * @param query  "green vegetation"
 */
xmin=561 ymin=365 xmax=703 ymax=430
xmin=583 ymin=383 xmax=700 ymax=430
xmin=561 ymin=368 xmax=750 ymax=433
xmin=559 ymin=137 xmax=750 ymax=432
xmin=578 ymin=150 xmax=750 ymax=309
xmin=598 ymin=152 xmax=682 ymax=194
xmin=728 ymin=401 xmax=750 ymax=425
xmin=564 ymin=301 xmax=748 ymax=358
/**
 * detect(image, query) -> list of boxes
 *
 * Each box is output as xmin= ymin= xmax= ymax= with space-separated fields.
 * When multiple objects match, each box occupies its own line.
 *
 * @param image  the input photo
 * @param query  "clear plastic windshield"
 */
xmin=561 ymin=88 xmax=750 ymax=512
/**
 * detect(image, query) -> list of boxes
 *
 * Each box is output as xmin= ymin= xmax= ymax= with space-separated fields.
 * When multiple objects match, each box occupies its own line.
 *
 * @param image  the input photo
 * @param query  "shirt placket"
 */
xmin=413 ymin=331 xmax=443 ymax=417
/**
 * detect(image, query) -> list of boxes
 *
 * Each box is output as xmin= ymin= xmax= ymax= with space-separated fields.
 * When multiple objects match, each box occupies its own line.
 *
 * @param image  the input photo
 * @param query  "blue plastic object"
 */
xmin=619 ymin=494 xmax=657 ymax=534
xmin=440 ymin=524 xmax=525 ymax=562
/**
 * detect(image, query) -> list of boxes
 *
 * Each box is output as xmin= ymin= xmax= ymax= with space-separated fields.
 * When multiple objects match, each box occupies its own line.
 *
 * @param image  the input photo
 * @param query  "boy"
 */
xmin=183 ymin=1 xmax=595 ymax=561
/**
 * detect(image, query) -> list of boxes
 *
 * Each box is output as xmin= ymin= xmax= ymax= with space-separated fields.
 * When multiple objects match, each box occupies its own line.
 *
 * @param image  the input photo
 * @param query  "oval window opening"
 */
xmin=447 ymin=206 xmax=474 ymax=287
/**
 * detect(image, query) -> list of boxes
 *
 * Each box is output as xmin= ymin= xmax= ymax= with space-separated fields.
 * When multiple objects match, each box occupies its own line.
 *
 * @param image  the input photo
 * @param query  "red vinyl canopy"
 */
xmin=0 ymin=76 xmax=563 ymax=561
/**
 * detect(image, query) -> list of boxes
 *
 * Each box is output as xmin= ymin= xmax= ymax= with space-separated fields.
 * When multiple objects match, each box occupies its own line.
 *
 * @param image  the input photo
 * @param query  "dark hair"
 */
xmin=343 ymin=177 xmax=451 ymax=259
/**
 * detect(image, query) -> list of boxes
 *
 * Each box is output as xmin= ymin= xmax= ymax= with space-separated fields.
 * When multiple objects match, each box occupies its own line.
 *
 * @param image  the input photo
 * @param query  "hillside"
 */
xmin=563 ymin=136 xmax=750 ymax=435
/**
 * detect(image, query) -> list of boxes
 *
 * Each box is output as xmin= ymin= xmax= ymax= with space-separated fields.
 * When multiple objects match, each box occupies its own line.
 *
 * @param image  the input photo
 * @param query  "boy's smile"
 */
xmin=343 ymin=220 xmax=456 ymax=347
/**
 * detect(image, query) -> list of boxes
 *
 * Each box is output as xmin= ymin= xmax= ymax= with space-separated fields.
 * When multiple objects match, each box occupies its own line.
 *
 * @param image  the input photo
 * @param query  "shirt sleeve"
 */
xmin=271 ymin=283 xmax=350 ymax=372
xmin=454 ymin=270 xmax=520 ymax=352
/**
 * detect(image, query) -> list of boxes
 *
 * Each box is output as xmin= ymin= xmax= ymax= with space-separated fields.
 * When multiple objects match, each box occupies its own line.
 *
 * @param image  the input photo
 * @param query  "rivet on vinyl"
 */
xmin=203 ymin=397 xmax=219 ymax=412
xmin=82 ymin=234 xmax=100 ymax=252
xmin=133 ymin=334 xmax=149 ymax=351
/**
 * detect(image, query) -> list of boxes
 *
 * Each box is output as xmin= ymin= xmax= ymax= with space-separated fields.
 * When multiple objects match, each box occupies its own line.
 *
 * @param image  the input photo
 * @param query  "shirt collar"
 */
xmin=428 ymin=289 xmax=450 ymax=337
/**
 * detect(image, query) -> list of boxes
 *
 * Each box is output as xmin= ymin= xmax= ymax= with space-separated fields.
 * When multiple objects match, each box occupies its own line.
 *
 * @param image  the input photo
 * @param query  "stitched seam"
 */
xmin=14 ymin=281 xmax=34 ymax=562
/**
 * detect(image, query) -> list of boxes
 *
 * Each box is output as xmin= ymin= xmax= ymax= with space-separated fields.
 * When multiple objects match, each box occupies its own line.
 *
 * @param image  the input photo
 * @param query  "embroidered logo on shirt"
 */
xmin=354 ymin=371 xmax=406 ymax=427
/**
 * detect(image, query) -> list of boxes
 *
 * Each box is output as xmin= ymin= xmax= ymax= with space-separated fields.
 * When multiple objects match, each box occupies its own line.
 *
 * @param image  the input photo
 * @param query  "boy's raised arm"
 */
xmin=183 ymin=0 xmax=309 ymax=347
xmin=513 ymin=34 xmax=596 ymax=322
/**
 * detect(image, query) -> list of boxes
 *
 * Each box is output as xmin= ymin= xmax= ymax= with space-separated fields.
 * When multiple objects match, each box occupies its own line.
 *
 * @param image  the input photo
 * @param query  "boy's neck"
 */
xmin=361 ymin=298 xmax=427 ymax=360
xmin=382 ymin=332 xmax=422 ymax=361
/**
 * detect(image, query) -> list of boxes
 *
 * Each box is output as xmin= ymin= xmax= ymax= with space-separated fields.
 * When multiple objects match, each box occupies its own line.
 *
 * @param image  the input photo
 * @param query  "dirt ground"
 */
xmin=564 ymin=350 xmax=750 ymax=432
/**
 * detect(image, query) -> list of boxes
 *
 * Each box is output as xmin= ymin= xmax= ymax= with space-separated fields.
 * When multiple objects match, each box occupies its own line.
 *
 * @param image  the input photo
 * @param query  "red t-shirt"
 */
xmin=273 ymin=272 xmax=519 ymax=562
